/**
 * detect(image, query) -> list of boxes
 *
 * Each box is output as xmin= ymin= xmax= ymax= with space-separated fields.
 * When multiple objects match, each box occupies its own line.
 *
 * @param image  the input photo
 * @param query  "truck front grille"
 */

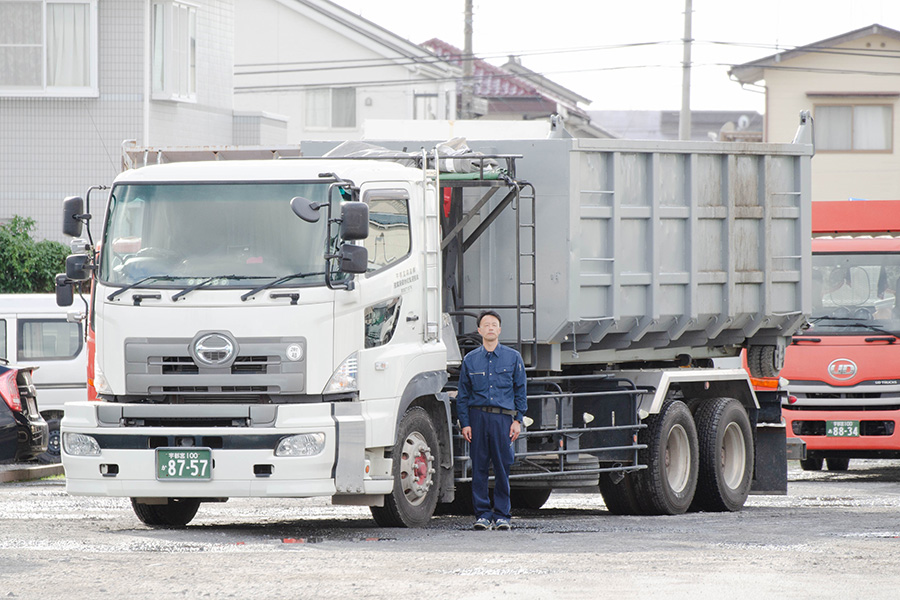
xmin=159 ymin=356 xmax=271 ymax=375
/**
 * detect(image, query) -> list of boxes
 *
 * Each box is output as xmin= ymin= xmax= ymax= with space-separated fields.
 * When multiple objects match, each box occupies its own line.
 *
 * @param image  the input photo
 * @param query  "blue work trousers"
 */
xmin=469 ymin=407 xmax=515 ymax=521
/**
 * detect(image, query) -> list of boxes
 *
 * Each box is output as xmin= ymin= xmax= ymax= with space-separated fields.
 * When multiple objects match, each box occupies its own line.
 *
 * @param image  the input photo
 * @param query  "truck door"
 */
xmin=355 ymin=187 xmax=424 ymax=400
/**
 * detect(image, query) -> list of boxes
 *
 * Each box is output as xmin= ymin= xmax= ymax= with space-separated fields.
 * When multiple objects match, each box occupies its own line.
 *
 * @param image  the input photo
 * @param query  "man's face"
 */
xmin=478 ymin=315 xmax=501 ymax=343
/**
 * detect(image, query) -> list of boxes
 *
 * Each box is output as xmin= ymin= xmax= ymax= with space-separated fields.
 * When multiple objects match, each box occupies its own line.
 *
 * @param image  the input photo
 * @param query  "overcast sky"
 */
xmin=331 ymin=0 xmax=900 ymax=113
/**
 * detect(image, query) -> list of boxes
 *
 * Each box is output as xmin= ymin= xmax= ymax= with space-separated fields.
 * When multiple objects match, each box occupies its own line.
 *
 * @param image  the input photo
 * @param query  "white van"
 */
xmin=0 ymin=294 xmax=87 ymax=462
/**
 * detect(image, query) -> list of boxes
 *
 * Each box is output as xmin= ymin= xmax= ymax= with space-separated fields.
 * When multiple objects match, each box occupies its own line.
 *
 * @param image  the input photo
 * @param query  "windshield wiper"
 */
xmin=172 ymin=274 xmax=270 ymax=302
xmin=809 ymin=318 xmax=900 ymax=339
xmin=107 ymin=275 xmax=181 ymax=301
xmin=240 ymin=271 xmax=326 ymax=302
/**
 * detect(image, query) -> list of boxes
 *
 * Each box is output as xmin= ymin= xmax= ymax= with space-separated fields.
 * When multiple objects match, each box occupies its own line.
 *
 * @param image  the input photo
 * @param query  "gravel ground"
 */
xmin=2 ymin=461 xmax=900 ymax=599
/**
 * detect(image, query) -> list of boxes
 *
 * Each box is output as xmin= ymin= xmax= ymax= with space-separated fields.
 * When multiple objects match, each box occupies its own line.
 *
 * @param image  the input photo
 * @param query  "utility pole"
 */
xmin=678 ymin=0 xmax=692 ymax=140
xmin=461 ymin=0 xmax=474 ymax=119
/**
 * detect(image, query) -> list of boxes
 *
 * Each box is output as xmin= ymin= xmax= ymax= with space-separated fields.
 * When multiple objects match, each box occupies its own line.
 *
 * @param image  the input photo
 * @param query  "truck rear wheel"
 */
xmin=633 ymin=400 xmax=699 ymax=515
xmin=371 ymin=407 xmax=441 ymax=528
xmin=690 ymin=398 xmax=754 ymax=512
xmin=131 ymin=498 xmax=200 ymax=528
xmin=598 ymin=471 xmax=643 ymax=515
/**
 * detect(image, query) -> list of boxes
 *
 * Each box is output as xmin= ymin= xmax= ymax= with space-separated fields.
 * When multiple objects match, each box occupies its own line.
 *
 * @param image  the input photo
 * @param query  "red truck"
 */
xmin=783 ymin=200 xmax=900 ymax=470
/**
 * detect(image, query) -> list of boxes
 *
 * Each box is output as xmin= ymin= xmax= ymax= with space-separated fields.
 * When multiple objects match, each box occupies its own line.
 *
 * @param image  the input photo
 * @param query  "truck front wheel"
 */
xmin=690 ymin=398 xmax=754 ymax=512
xmin=633 ymin=400 xmax=699 ymax=515
xmin=131 ymin=498 xmax=201 ymax=528
xmin=371 ymin=407 xmax=441 ymax=528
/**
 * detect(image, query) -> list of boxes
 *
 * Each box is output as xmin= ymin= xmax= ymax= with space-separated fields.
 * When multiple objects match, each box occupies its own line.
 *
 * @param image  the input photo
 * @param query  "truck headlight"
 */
xmin=275 ymin=433 xmax=326 ymax=457
xmin=324 ymin=352 xmax=358 ymax=394
xmin=63 ymin=432 xmax=101 ymax=456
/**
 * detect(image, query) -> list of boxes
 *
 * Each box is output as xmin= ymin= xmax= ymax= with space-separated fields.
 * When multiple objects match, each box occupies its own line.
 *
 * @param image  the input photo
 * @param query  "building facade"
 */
xmin=0 ymin=0 xmax=284 ymax=242
xmin=731 ymin=24 xmax=900 ymax=202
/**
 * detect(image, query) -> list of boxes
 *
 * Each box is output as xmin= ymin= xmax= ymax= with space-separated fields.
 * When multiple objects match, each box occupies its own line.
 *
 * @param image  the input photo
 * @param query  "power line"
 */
xmin=234 ymin=40 xmax=682 ymax=71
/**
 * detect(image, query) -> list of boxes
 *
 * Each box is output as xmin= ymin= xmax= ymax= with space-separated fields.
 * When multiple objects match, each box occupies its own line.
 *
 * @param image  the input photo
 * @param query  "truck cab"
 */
xmin=783 ymin=201 xmax=900 ymax=470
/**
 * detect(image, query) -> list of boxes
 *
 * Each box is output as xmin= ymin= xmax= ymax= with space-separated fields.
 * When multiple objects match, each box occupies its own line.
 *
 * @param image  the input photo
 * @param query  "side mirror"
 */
xmin=290 ymin=196 xmax=324 ymax=223
xmin=339 ymin=244 xmax=368 ymax=274
xmin=341 ymin=202 xmax=369 ymax=241
xmin=65 ymin=254 xmax=91 ymax=281
xmin=63 ymin=196 xmax=85 ymax=237
xmin=55 ymin=274 xmax=74 ymax=307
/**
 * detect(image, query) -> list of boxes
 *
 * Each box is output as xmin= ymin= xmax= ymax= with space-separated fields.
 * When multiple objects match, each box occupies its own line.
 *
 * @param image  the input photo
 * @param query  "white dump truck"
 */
xmin=56 ymin=114 xmax=814 ymax=527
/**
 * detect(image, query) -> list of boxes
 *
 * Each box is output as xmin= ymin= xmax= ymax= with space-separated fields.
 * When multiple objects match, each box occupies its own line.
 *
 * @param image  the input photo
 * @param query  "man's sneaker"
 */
xmin=473 ymin=517 xmax=493 ymax=530
xmin=494 ymin=518 xmax=511 ymax=531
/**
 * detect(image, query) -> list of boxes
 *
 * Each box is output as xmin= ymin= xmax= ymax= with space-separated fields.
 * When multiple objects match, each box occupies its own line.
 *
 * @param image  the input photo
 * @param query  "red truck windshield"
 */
xmin=807 ymin=251 xmax=900 ymax=335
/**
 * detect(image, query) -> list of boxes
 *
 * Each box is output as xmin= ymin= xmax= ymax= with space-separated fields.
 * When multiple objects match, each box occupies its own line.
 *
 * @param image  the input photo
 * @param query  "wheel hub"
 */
xmin=399 ymin=432 xmax=434 ymax=506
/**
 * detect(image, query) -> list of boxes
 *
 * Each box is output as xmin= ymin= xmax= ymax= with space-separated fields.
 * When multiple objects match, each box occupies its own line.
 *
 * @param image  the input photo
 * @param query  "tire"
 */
xmin=799 ymin=456 xmax=823 ymax=471
xmin=747 ymin=345 xmax=781 ymax=378
xmin=690 ymin=398 xmax=754 ymax=512
xmin=36 ymin=417 xmax=61 ymax=464
xmin=632 ymin=400 xmax=699 ymax=515
xmin=131 ymin=498 xmax=201 ymax=528
xmin=826 ymin=457 xmax=850 ymax=471
xmin=510 ymin=488 xmax=552 ymax=510
xmin=598 ymin=471 xmax=643 ymax=515
xmin=370 ymin=407 xmax=441 ymax=528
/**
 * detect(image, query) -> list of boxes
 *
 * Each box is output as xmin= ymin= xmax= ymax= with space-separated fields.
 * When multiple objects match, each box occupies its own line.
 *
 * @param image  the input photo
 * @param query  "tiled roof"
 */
xmin=421 ymin=38 xmax=543 ymax=98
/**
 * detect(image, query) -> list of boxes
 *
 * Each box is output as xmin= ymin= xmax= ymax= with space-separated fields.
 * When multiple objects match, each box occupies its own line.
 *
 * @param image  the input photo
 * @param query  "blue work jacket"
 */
xmin=456 ymin=343 xmax=527 ymax=429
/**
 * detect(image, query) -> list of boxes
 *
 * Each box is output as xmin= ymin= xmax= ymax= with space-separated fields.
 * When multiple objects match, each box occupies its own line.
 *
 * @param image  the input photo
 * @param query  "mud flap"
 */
xmin=750 ymin=423 xmax=789 ymax=495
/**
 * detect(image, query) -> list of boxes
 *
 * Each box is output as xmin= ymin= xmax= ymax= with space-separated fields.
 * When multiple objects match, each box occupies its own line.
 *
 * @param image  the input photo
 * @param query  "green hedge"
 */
xmin=0 ymin=216 xmax=70 ymax=293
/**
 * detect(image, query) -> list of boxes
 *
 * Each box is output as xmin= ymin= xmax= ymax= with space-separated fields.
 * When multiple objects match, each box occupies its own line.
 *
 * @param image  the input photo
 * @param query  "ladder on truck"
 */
xmin=422 ymin=150 xmax=442 ymax=342
xmin=439 ymin=156 xmax=538 ymax=367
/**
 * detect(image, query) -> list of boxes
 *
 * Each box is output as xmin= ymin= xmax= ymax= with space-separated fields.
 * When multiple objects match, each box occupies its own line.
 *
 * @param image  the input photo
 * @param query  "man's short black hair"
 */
xmin=477 ymin=310 xmax=502 ymax=327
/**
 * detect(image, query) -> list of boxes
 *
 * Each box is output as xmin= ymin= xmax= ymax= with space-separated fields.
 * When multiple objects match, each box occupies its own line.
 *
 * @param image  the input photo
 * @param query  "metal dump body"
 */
xmin=443 ymin=133 xmax=813 ymax=366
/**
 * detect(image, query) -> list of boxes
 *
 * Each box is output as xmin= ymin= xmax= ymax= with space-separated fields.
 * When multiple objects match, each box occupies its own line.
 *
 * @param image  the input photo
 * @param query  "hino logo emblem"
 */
xmin=193 ymin=333 xmax=235 ymax=366
xmin=827 ymin=358 xmax=858 ymax=381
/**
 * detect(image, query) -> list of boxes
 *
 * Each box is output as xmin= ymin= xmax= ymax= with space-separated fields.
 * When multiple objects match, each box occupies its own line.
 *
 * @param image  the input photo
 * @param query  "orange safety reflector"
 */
xmin=750 ymin=377 xmax=780 ymax=389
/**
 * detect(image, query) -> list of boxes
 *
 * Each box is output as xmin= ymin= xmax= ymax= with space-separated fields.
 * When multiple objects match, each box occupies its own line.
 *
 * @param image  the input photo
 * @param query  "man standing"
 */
xmin=456 ymin=310 xmax=527 ymax=530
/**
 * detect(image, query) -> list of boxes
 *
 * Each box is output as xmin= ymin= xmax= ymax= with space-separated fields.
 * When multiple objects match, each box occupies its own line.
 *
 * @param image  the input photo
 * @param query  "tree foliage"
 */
xmin=0 ymin=216 xmax=70 ymax=293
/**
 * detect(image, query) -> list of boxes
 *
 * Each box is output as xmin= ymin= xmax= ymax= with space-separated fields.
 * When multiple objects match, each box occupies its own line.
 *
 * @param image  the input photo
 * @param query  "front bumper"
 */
xmin=60 ymin=402 xmax=392 ymax=499
xmin=783 ymin=406 xmax=900 ymax=453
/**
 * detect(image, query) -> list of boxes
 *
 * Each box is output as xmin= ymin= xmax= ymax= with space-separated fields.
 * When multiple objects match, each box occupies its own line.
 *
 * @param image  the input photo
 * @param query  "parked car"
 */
xmin=0 ymin=361 xmax=48 ymax=463
xmin=0 ymin=295 xmax=87 ymax=463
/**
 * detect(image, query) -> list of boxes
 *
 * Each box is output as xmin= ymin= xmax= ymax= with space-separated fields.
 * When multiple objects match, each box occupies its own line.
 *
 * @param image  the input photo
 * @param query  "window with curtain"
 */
xmin=151 ymin=0 xmax=197 ymax=101
xmin=816 ymin=104 xmax=893 ymax=152
xmin=0 ymin=0 xmax=97 ymax=95
xmin=305 ymin=87 xmax=357 ymax=129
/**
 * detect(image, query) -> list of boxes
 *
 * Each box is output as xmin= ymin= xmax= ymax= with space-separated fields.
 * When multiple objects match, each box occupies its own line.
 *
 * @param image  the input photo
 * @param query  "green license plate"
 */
xmin=156 ymin=448 xmax=212 ymax=480
xmin=826 ymin=420 xmax=860 ymax=437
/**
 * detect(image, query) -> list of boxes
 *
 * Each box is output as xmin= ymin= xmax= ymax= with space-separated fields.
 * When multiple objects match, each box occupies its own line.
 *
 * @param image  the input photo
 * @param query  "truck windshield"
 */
xmin=100 ymin=182 xmax=333 ymax=289
xmin=808 ymin=252 xmax=900 ymax=334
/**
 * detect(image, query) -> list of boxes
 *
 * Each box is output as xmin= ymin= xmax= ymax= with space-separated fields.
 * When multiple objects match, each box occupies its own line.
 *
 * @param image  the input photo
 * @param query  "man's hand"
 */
xmin=509 ymin=419 xmax=521 ymax=442
xmin=462 ymin=426 xmax=472 ymax=442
